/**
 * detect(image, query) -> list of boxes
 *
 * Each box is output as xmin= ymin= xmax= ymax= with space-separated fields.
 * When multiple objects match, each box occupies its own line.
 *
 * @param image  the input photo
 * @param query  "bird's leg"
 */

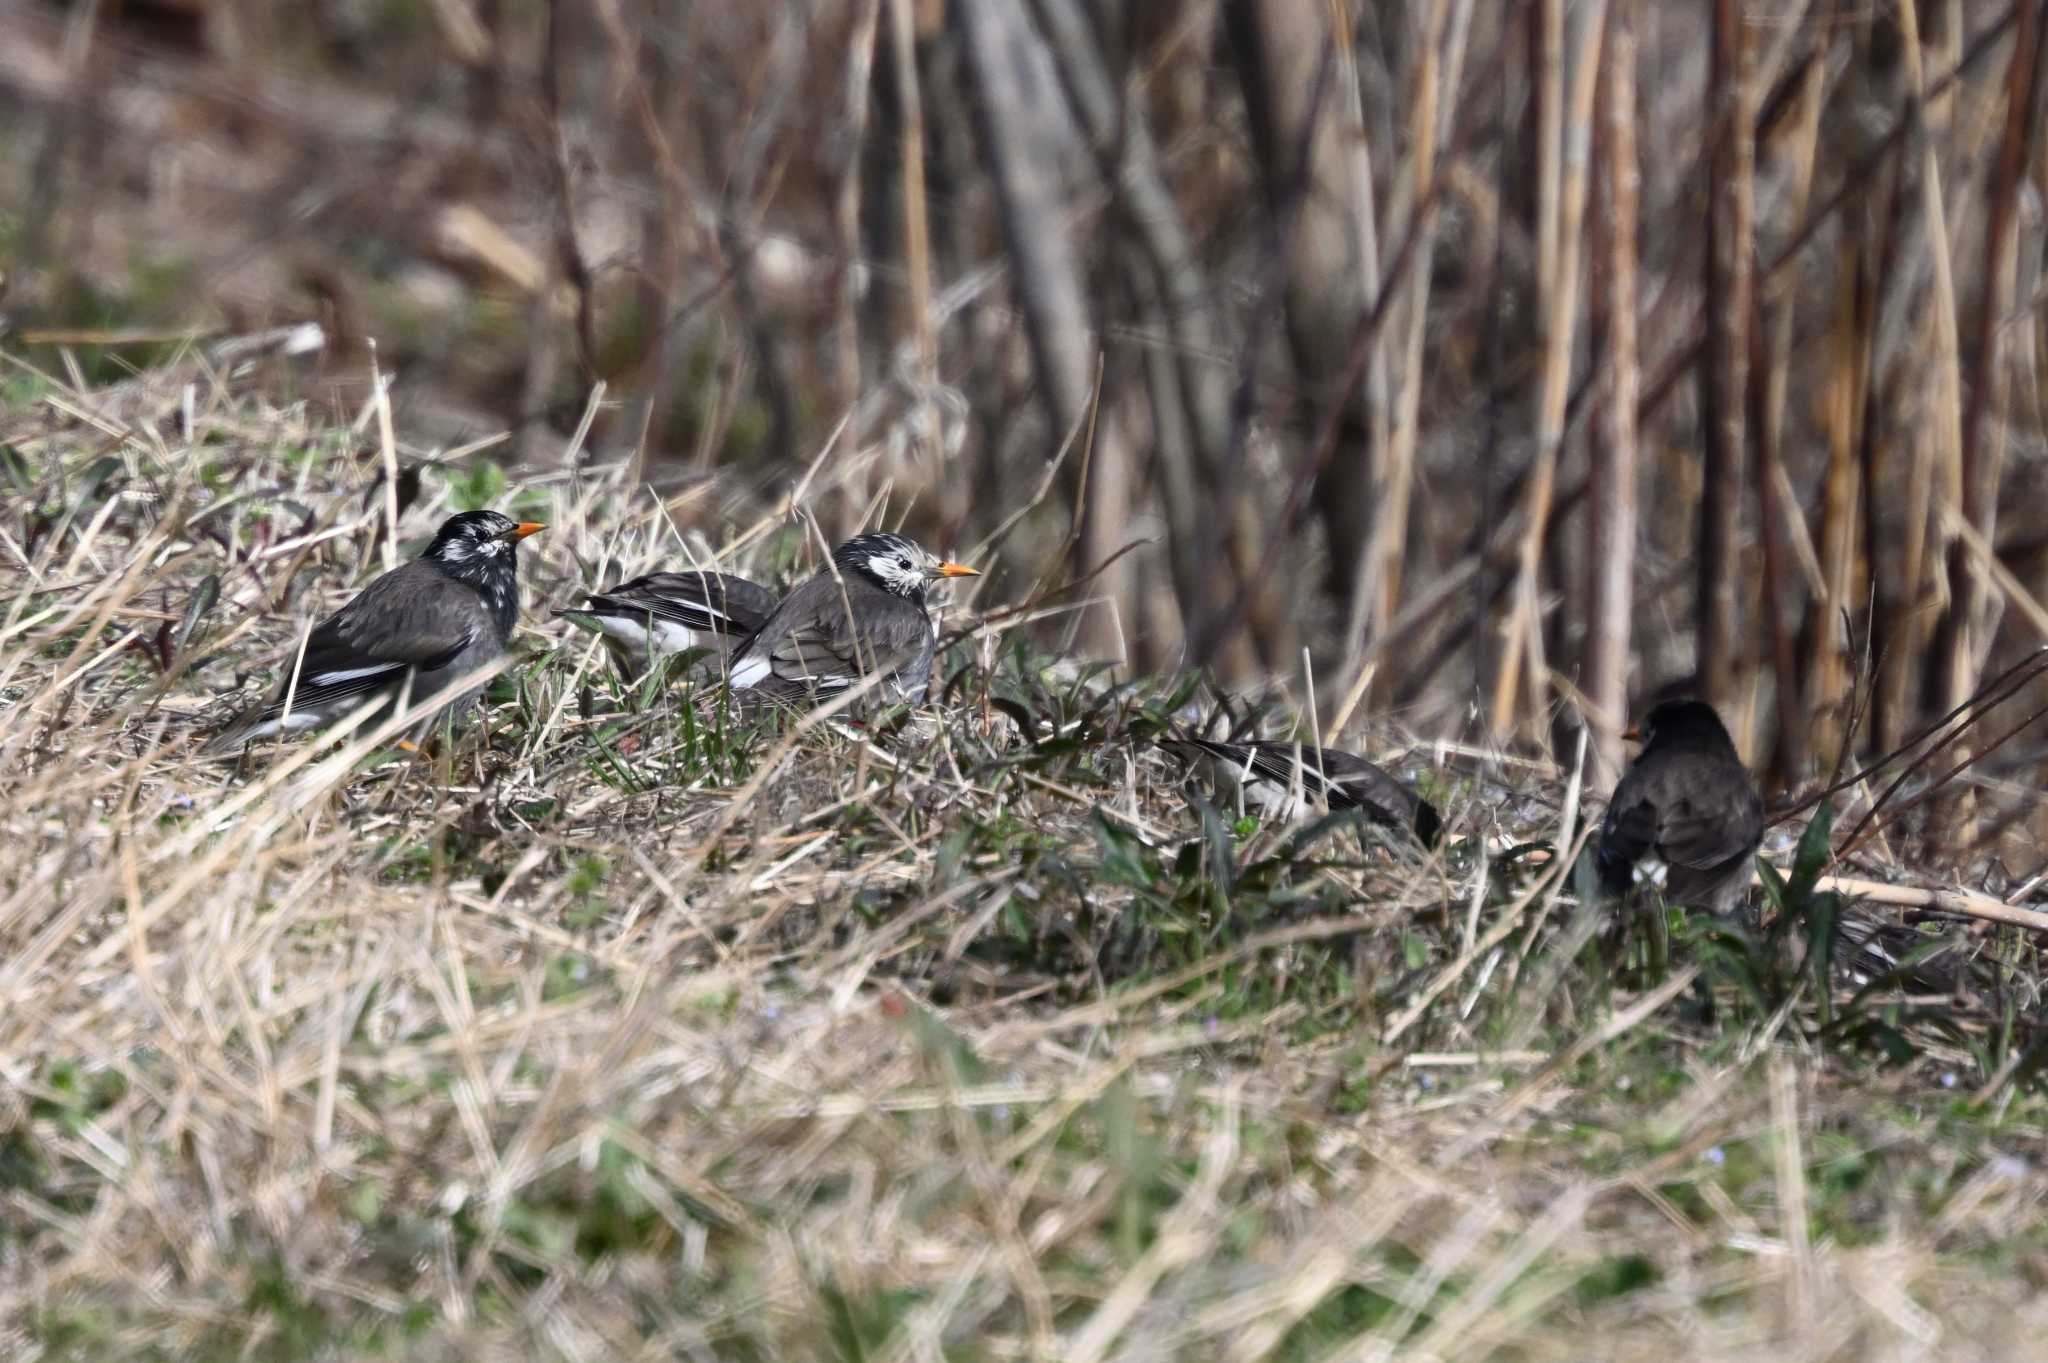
xmin=374 ymin=734 xmax=427 ymax=818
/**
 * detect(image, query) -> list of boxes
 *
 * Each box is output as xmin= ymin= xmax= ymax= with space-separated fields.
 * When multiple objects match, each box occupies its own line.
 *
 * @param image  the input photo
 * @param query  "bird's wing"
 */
xmin=767 ymin=600 xmax=929 ymax=693
xmin=1311 ymin=748 xmax=1441 ymax=843
xmin=270 ymin=564 xmax=486 ymax=713
xmin=1232 ymin=742 xmax=1331 ymax=794
xmin=1598 ymin=753 xmax=1763 ymax=892
xmin=1228 ymin=742 xmax=1438 ymax=840
xmin=1166 ymin=739 xmax=1323 ymax=791
xmin=732 ymin=576 xmax=928 ymax=695
xmin=699 ymin=573 xmax=779 ymax=627
xmin=596 ymin=572 xmax=775 ymax=635
xmin=1160 ymin=738 xmax=1256 ymax=783
xmin=1655 ymin=777 xmax=1765 ymax=872
xmin=1595 ymin=766 xmax=1662 ymax=890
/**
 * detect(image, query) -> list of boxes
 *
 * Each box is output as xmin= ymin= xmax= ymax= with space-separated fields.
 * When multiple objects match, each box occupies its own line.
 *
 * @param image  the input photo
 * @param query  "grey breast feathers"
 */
xmin=728 ymin=572 xmax=936 ymax=703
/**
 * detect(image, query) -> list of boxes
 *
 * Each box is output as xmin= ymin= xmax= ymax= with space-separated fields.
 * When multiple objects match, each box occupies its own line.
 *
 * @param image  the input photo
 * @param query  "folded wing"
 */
xmin=729 ymin=575 xmax=933 ymax=699
xmin=259 ymin=563 xmax=484 ymax=718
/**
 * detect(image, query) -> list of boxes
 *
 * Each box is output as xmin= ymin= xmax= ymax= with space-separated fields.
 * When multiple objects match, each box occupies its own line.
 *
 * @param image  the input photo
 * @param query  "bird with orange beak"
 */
xmin=204 ymin=510 xmax=544 ymax=751
xmin=726 ymin=532 xmax=977 ymax=706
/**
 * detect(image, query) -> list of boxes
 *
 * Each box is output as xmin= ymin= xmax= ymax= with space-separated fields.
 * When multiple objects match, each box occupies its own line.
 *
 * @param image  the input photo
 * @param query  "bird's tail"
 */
xmin=197 ymin=716 xmax=253 ymax=755
xmin=196 ymin=698 xmax=287 ymax=755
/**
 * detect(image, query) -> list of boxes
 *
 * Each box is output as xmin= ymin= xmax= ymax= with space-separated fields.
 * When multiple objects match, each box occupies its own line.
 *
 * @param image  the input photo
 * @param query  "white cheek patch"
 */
xmin=868 ymin=554 xmax=923 ymax=593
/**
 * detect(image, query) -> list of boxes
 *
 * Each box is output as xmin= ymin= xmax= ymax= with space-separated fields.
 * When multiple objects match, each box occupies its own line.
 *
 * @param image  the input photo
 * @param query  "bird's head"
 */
xmin=1627 ymin=699 xmax=1735 ymax=753
xmin=834 ymin=532 xmax=978 ymax=602
xmin=424 ymin=510 xmax=546 ymax=567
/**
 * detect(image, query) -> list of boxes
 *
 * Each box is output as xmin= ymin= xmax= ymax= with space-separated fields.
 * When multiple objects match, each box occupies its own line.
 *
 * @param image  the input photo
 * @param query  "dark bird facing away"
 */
xmin=204 ymin=510 xmax=544 ymax=752
xmin=726 ymin=532 xmax=977 ymax=705
xmin=1161 ymin=737 xmax=1443 ymax=846
xmin=1595 ymin=699 xmax=1764 ymax=915
xmin=555 ymin=570 xmax=777 ymax=680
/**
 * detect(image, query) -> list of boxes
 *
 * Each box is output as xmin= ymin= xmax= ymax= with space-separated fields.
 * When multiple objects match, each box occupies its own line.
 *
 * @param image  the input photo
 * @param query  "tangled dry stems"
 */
xmin=1 ymin=361 xmax=2046 ymax=1361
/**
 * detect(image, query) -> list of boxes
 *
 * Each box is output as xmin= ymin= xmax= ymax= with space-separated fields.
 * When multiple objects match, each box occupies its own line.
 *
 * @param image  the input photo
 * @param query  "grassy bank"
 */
xmin=2 ymin=355 xmax=2045 ymax=1361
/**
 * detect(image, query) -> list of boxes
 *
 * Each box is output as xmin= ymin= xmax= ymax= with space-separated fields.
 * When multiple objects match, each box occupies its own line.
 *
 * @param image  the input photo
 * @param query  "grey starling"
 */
xmin=203 ymin=510 xmax=543 ymax=751
xmin=726 ymin=532 xmax=977 ymax=705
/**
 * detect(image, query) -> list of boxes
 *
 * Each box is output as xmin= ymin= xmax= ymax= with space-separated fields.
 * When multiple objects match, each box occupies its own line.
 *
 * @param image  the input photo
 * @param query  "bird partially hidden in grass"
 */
xmin=555 ymin=570 xmax=777 ymax=681
xmin=202 ymin=510 xmax=544 ymax=753
xmin=1595 ymin=699 xmax=1764 ymax=917
xmin=1160 ymin=736 xmax=1443 ymax=847
xmin=725 ymin=532 xmax=978 ymax=706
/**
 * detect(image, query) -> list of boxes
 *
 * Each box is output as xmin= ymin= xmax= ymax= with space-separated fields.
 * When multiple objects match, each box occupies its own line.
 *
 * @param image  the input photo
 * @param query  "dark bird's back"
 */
xmin=1596 ymin=700 xmax=1764 ymax=916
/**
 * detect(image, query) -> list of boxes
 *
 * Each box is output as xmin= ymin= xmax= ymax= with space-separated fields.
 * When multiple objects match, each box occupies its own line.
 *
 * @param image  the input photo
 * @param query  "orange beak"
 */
xmin=508 ymin=522 xmax=546 ymax=540
xmin=934 ymin=561 xmax=979 ymax=578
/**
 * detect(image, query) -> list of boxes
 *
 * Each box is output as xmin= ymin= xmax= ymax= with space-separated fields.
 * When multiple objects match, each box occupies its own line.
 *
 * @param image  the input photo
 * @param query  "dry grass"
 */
xmin=4 ymin=355 xmax=2048 ymax=1362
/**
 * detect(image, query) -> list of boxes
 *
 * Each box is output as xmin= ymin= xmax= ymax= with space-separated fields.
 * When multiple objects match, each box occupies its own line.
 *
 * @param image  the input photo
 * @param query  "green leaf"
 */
xmin=1787 ymin=804 xmax=1834 ymax=906
xmin=566 ymin=854 xmax=609 ymax=897
xmin=1835 ymin=932 xmax=1963 ymax=1019
xmin=543 ymin=952 xmax=594 ymax=1000
xmin=909 ymin=1005 xmax=984 ymax=1084
xmin=1196 ymin=795 xmax=1236 ymax=896
xmin=1092 ymin=811 xmax=1157 ymax=890
xmin=1836 ymin=1018 xmax=1918 ymax=1066
xmin=1757 ymin=858 xmax=1791 ymax=918
xmin=70 ymin=455 xmax=124 ymax=509
xmin=1100 ymin=1077 xmax=1163 ymax=1261
xmin=444 ymin=459 xmax=508 ymax=512
xmin=0 ymin=443 xmax=35 ymax=492
xmin=1806 ymin=891 xmax=1840 ymax=1028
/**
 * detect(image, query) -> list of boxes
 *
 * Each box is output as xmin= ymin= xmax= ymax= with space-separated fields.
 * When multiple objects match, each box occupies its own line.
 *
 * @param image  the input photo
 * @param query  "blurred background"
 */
xmin=4 ymin=0 xmax=2047 ymax=821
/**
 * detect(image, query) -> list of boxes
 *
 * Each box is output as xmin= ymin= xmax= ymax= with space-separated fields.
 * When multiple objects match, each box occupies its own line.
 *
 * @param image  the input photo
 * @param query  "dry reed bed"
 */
xmin=1 ymin=362 xmax=2046 ymax=1360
